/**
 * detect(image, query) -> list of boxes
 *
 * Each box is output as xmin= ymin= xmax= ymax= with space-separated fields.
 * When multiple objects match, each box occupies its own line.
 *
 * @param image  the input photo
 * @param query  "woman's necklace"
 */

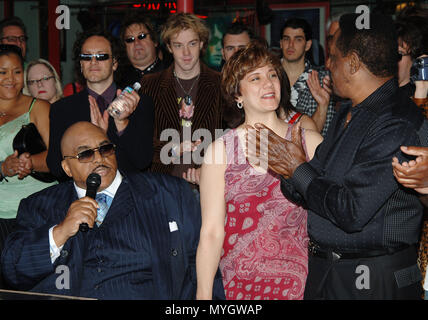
xmin=173 ymin=70 xmax=200 ymax=104
xmin=0 ymin=111 xmax=7 ymax=117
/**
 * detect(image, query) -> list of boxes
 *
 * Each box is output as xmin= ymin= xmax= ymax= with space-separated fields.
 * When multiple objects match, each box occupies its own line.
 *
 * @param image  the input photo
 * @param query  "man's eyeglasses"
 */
xmin=27 ymin=76 xmax=55 ymax=86
xmin=124 ymin=33 xmax=147 ymax=44
xmin=79 ymin=53 xmax=110 ymax=61
xmin=63 ymin=143 xmax=116 ymax=163
xmin=0 ymin=36 xmax=27 ymax=43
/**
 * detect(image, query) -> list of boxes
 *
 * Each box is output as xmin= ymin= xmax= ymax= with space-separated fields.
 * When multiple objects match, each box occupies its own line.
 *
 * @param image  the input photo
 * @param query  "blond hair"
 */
xmin=161 ymin=13 xmax=210 ymax=50
xmin=23 ymin=58 xmax=63 ymax=103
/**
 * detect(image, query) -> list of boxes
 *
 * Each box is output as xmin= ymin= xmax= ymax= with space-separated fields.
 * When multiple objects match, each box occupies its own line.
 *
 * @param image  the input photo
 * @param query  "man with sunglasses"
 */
xmin=0 ymin=16 xmax=28 ymax=60
xmin=2 ymin=121 xmax=225 ymax=299
xmin=46 ymin=29 xmax=154 ymax=181
xmin=117 ymin=13 xmax=165 ymax=88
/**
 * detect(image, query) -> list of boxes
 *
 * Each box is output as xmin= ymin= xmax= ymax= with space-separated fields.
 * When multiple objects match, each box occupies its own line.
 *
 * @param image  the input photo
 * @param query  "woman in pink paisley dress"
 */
xmin=196 ymin=42 xmax=324 ymax=300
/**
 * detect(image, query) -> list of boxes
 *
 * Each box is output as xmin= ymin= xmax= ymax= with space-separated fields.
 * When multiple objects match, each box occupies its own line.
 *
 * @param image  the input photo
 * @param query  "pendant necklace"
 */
xmin=0 ymin=111 xmax=7 ymax=117
xmin=174 ymin=70 xmax=200 ymax=105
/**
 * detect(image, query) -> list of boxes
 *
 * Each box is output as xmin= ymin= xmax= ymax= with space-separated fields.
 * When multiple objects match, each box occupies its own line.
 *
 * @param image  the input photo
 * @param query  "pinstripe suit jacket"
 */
xmin=1 ymin=172 xmax=225 ymax=300
xmin=141 ymin=63 xmax=224 ymax=175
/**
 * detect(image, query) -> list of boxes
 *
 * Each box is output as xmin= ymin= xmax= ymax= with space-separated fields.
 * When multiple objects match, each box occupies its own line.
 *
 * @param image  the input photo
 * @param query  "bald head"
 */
xmin=61 ymin=122 xmax=107 ymax=157
xmin=60 ymin=121 xmax=118 ymax=190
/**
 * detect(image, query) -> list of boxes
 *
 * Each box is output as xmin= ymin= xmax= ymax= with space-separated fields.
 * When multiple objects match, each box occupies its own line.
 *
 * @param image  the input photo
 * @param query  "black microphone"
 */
xmin=79 ymin=173 xmax=101 ymax=232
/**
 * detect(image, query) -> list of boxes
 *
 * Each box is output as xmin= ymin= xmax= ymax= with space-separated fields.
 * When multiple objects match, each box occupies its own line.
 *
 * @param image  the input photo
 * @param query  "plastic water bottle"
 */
xmin=107 ymin=82 xmax=141 ymax=118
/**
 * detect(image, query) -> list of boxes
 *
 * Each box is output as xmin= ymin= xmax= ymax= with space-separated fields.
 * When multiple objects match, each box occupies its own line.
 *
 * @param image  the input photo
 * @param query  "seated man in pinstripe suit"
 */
xmin=1 ymin=121 xmax=224 ymax=300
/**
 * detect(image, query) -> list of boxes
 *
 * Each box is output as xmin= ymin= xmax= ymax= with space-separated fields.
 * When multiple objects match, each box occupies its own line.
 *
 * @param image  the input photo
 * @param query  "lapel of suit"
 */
xmin=76 ymin=88 xmax=91 ymax=122
xmin=55 ymin=182 xmax=79 ymax=222
xmin=101 ymin=177 xmax=133 ymax=227
xmin=158 ymin=66 xmax=181 ymax=132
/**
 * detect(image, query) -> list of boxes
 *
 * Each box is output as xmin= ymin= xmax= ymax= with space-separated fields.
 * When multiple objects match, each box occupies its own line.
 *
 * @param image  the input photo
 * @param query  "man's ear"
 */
xmin=305 ymin=39 xmax=312 ymax=52
xmin=61 ymin=160 xmax=73 ymax=178
xmin=349 ymin=52 xmax=361 ymax=75
xmin=221 ymin=48 xmax=225 ymax=60
xmin=112 ymin=57 xmax=118 ymax=72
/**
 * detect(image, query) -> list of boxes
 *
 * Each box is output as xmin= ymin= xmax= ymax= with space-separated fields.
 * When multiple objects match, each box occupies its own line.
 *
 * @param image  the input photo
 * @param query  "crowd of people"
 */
xmin=0 ymin=7 xmax=427 ymax=300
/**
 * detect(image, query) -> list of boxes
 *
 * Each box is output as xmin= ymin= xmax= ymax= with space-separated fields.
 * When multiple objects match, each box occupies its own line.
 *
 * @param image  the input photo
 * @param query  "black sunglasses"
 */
xmin=124 ymin=33 xmax=147 ymax=44
xmin=79 ymin=53 xmax=110 ymax=61
xmin=63 ymin=143 xmax=116 ymax=163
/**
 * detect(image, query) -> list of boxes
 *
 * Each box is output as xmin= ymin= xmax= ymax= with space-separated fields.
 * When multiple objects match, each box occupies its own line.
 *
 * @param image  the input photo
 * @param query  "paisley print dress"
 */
xmin=219 ymin=125 xmax=309 ymax=300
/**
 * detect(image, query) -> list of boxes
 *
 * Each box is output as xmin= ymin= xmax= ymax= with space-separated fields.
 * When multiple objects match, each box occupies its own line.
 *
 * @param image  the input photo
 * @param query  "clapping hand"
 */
xmin=16 ymin=152 xmax=33 ymax=179
xmin=245 ymin=122 xmax=306 ymax=178
xmin=392 ymin=146 xmax=428 ymax=194
xmin=307 ymin=70 xmax=332 ymax=109
xmin=89 ymin=95 xmax=109 ymax=133
xmin=2 ymin=151 xmax=30 ymax=179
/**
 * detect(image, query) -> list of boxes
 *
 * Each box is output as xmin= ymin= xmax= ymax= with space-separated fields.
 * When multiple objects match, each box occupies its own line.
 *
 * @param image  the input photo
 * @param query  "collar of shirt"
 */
xmin=351 ymin=78 xmax=397 ymax=114
xmin=87 ymin=82 xmax=117 ymax=105
xmin=74 ymin=170 xmax=123 ymax=199
xmin=137 ymin=57 xmax=160 ymax=76
xmin=287 ymin=59 xmax=313 ymax=106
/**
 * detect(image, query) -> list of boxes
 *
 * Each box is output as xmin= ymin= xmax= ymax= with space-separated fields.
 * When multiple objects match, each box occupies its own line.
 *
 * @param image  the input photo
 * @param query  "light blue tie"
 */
xmin=95 ymin=193 xmax=113 ymax=226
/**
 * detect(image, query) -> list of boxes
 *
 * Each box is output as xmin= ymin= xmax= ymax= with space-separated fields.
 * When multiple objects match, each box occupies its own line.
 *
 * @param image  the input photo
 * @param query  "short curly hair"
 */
xmin=221 ymin=42 xmax=292 ymax=128
xmin=336 ymin=13 xmax=398 ymax=78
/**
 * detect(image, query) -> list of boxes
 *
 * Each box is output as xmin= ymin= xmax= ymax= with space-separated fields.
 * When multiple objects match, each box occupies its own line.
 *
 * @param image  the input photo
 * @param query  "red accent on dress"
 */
xmin=219 ymin=126 xmax=309 ymax=300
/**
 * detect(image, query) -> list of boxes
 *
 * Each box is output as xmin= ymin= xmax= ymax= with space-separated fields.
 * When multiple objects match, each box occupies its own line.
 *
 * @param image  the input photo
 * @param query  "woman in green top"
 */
xmin=0 ymin=45 xmax=56 ymax=254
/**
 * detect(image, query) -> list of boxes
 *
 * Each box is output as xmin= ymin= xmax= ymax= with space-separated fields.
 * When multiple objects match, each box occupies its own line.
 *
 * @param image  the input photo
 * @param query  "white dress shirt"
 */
xmin=49 ymin=171 xmax=123 ymax=263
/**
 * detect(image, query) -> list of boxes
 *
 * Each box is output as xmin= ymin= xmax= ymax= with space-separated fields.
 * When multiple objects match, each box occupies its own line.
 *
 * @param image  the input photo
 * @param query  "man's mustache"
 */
xmin=92 ymin=164 xmax=111 ymax=173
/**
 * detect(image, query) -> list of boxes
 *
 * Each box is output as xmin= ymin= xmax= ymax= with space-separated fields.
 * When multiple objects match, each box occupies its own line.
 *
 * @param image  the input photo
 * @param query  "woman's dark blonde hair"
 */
xmin=221 ymin=41 xmax=293 ymax=128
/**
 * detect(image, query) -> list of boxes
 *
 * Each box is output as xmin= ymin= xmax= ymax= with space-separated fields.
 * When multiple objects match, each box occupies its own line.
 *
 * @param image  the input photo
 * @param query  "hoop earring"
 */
xmin=237 ymin=101 xmax=243 ymax=109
